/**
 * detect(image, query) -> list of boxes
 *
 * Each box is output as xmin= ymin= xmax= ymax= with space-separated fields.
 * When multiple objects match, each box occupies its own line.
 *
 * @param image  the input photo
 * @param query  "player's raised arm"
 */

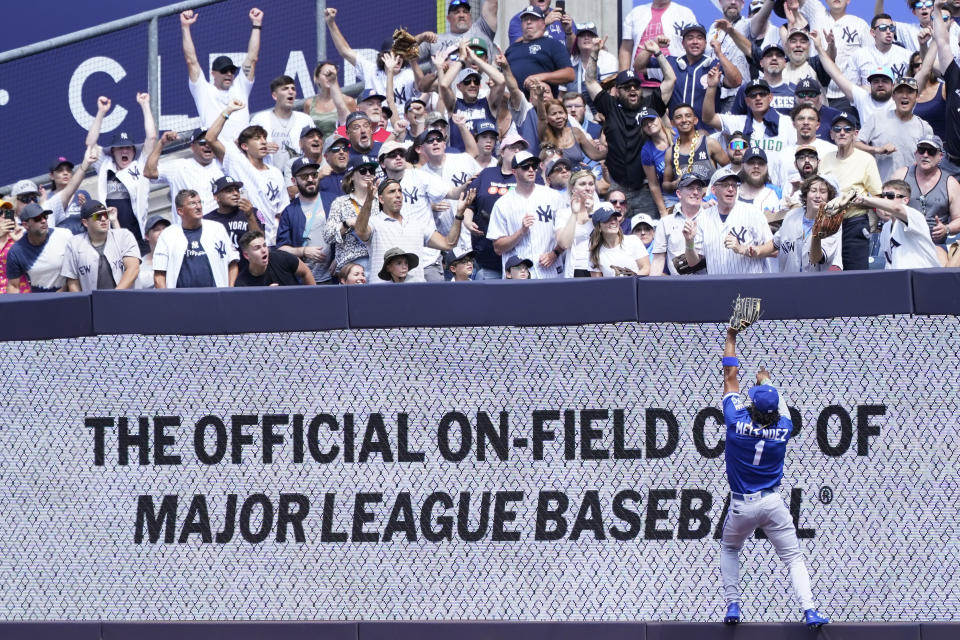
xmin=723 ymin=327 xmax=740 ymax=395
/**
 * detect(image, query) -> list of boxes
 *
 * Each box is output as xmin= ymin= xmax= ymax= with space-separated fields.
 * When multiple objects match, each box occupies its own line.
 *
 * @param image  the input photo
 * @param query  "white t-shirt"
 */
xmin=880 ymin=205 xmax=941 ymax=269
xmin=154 ymin=156 xmax=225 ymax=218
xmin=851 ymin=45 xmax=913 ymax=87
xmin=221 ymin=143 xmax=287 ymax=245
xmin=849 ymin=85 xmax=895 ymax=130
xmin=773 ymin=207 xmax=842 ymax=272
xmin=819 ymin=13 xmax=872 ymax=99
xmin=487 ymin=185 xmax=566 ymax=280
xmin=250 ymin=108 xmax=315 ymax=171
xmin=399 ymin=168 xmax=449 ymax=268
xmin=422 ymin=153 xmax=481 ymax=256
xmin=189 ymin=73 xmax=254 ymax=144
xmin=355 ymin=57 xmax=419 ymax=107
xmin=622 ymin=2 xmax=697 ymax=58
xmin=593 ymin=234 xmax=647 ymax=277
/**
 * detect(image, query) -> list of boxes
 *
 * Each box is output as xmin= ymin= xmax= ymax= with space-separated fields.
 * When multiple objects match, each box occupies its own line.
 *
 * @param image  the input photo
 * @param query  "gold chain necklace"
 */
xmin=673 ymin=130 xmax=700 ymax=178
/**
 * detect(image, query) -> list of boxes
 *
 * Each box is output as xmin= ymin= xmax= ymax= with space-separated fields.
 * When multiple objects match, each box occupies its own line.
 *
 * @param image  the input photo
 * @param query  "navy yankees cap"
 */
xmin=591 ymin=205 xmax=618 ymax=225
xmin=677 ymin=171 xmax=708 ymax=188
xmin=745 ymin=78 xmax=771 ymax=94
xmin=473 ymin=120 xmax=499 ymax=137
xmin=681 ymin=23 xmax=707 ymax=38
xmin=448 ymin=0 xmax=470 ymax=11
xmin=743 ymin=146 xmax=768 ymax=163
xmin=759 ymin=43 xmax=785 ymax=58
xmin=505 ymin=255 xmax=533 ymax=271
xmin=615 ymin=69 xmax=641 ymax=86
xmin=519 ymin=6 xmax=546 ymax=19
xmin=345 ymin=111 xmax=370 ymax=129
xmin=107 ymin=131 xmax=138 ymax=149
xmin=291 ymin=157 xmax=321 ymax=176
xmin=213 ymin=175 xmax=243 ymax=194
xmin=749 ymin=385 xmax=780 ymax=415
xmin=190 ymin=128 xmax=207 ymax=143
xmin=358 ymin=88 xmax=386 ymax=104
xmin=795 ymin=77 xmax=822 ymax=94
xmin=831 ymin=111 xmax=860 ymax=129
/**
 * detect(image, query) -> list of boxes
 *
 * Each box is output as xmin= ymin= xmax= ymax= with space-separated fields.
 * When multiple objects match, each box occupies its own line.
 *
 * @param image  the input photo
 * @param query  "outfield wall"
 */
xmin=1 ymin=271 xmax=959 ymax=622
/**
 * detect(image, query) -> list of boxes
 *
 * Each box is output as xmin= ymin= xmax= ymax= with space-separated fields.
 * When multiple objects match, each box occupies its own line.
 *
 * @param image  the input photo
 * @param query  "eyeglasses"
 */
xmin=913 ymin=0 xmax=934 ymax=8
xmin=356 ymin=166 xmax=377 ymax=176
xmin=881 ymin=192 xmax=909 ymax=200
xmin=384 ymin=149 xmax=406 ymax=159
xmin=917 ymin=146 xmax=940 ymax=156
xmin=729 ymin=140 xmax=747 ymax=151
xmin=551 ymin=166 xmax=571 ymax=174
xmin=715 ymin=181 xmax=739 ymax=190
xmin=874 ymin=24 xmax=895 ymax=32
xmin=460 ymin=77 xmax=481 ymax=86
xmin=609 ymin=199 xmax=626 ymax=206
xmin=796 ymin=91 xmax=818 ymax=99
xmin=796 ymin=153 xmax=818 ymax=162
xmin=17 ymin=194 xmax=39 ymax=204
xmin=831 ymin=125 xmax=854 ymax=133
xmin=328 ymin=145 xmax=348 ymax=153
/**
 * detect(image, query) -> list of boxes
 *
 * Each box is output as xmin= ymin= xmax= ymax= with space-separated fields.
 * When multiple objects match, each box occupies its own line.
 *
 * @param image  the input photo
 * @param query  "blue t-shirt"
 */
xmin=455 ymin=97 xmax=495 ymax=134
xmin=176 ymin=226 xmax=216 ymax=288
xmin=641 ymin=140 xmax=666 ymax=183
xmin=505 ymin=36 xmax=572 ymax=95
xmin=722 ymin=391 xmax=793 ymax=494
xmin=6 ymin=229 xmax=71 ymax=293
xmin=318 ymin=170 xmax=347 ymax=197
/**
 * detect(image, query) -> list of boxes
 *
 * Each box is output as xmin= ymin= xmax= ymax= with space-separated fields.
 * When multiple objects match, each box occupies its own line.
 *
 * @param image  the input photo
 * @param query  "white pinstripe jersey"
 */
xmin=487 ymin=185 xmax=566 ymax=279
xmin=698 ymin=200 xmax=772 ymax=275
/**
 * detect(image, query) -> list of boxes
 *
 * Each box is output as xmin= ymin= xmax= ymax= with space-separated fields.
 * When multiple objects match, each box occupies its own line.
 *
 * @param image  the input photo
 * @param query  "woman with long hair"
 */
xmin=587 ymin=206 xmax=650 ymax=277
xmin=534 ymin=91 xmax=607 ymax=166
xmin=640 ymin=109 xmax=677 ymax=218
xmin=303 ymin=61 xmax=356 ymax=138
xmin=556 ymin=169 xmax=599 ymax=277
xmin=323 ymin=160 xmax=379 ymax=274
xmin=909 ymin=47 xmax=947 ymax=141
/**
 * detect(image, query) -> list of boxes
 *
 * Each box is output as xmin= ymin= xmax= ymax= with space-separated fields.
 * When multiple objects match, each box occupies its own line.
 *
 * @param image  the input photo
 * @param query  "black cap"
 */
xmin=80 ymin=199 xmax=108 ymax=220
xmin=744 ymin=78 xmax=771 ymax=94
xmin=50 ymin=156 xmax=74 ymax=172
xmin=213 ymin=175 xmax=243 ymax=194
xmin=831 ymin=111 xmax=860 ymax=129
xmin=190 ymin=128 xmax=207 ymax=143
xmin=291 ymin=157 xmax=321 ymax=176
xmin=211 ymin=55 xmax=238 ymax=73
xmin=743 ymin=147 xmax=768 ymax=163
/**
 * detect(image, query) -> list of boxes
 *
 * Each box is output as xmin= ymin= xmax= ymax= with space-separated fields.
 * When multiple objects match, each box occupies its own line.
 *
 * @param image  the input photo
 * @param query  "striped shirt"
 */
xmin=487 ymin=185 xmax=566 ymax=279
xmin=698 ymin=200 xmax=772 ymax=275
xmin=652 ymin=204 xmax=706 ymax=276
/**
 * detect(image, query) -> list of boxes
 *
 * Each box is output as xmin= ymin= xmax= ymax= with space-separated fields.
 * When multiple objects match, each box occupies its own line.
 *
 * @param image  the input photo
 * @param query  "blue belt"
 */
xmin=731 ymin=488 xmax=777 ymax=501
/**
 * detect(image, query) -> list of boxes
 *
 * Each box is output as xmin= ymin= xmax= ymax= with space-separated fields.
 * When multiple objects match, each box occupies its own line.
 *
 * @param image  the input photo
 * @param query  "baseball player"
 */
xmin=719 ymin=319 xmax=830 ymax=628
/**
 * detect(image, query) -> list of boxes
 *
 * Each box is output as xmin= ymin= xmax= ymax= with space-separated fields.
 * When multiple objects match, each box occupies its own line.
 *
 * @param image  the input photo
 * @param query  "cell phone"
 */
xmin=556 ymin=0 xmax=565 ymax=13
xmin=2 ymin=209 xmax=14 ymax=222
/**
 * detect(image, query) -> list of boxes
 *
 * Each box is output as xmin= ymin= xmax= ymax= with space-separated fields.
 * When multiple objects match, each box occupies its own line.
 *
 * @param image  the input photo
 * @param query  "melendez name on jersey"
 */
xmin=722 ymin=391 xmax=793 ymax=495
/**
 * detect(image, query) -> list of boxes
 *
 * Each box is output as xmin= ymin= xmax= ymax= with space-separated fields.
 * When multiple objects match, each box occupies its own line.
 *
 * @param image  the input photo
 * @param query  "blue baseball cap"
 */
xmin=505 ymin=255 xmax=533 ymax=271
xmin=473 ymin=120 xmax=498 ymax=137
xmin=591 ymin=205 xmax=618 ymax=224
xmin=748 ymin=385 xmax=780 ymax=415
xmin=448 ymin=0 xmax=470 ymax=10
xmin=742 ymin=147 xmax=768 ymax=163
xmin=345 ymin=111 xmax=371 ymax=129
xmin=107 ymin=131 xmax=138 ymax=149
xmin=291 ymin=157 xmax=321 ymax=176
xmin=358 ymin=88 xmax=386 ymax=104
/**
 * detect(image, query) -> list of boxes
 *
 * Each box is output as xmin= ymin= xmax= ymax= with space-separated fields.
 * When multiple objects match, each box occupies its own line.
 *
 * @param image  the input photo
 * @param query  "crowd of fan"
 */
xmin=4 ymin=0 xmax=960 ymax=292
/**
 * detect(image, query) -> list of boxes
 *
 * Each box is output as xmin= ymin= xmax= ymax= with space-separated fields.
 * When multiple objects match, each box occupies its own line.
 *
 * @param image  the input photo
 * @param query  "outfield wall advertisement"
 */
xmin=1 ymin=316 xmax=957 ymax=620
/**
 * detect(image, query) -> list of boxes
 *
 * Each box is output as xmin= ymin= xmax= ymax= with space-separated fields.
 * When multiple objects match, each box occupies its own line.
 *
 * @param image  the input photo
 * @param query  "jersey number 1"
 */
xmin=753 ymin=440 xmax=764 ymax=466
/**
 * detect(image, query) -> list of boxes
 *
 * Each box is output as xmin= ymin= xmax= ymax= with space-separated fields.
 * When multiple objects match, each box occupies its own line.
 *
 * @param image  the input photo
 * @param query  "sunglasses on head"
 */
xmin=832 ymin=124 xmax=854 ymax=133
xmin=17 ymin=194 xmax=39 ymax=204
xmin=729 ymin=140 xmax=747 ymax=151
xmin=881 ymin=191 xmax=908 ymax=200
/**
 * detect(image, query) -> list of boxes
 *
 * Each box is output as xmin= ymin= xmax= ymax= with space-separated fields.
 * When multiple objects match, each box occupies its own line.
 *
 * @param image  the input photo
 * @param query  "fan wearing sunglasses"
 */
xmin=889 ymin=135 xmax=960 ymax=255
xmin=850 ymin=15 xmax=913 ymax=86
xmin=818 ymin=111 xmax=882 ymax=270
xmin=876 ymin=0 xmax=960 ymax=53
xmin=858 ymin=179 xmax=941 ymax=268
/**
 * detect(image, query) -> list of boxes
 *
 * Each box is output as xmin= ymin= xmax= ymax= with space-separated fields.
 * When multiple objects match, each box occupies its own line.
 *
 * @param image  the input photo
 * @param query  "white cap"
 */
xmin=10 ymin=180 xmax=40 ymax=197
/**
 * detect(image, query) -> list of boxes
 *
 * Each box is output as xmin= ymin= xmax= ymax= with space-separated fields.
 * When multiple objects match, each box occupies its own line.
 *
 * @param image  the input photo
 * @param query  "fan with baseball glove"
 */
xmin=813 ymin=187 xmax=859 ymax=239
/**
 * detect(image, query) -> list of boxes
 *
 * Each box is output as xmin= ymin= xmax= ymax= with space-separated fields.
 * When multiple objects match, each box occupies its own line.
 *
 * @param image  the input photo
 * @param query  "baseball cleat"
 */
xmin=724 ymin=602 xmax=741 ymax=625
xmin=804 ymin=608 xmax=829 ymax=628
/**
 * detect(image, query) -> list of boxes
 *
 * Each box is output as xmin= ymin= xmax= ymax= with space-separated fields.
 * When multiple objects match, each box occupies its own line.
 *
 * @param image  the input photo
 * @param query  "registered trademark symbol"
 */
xmin=819 ymin=486 xmax=833 ymax=505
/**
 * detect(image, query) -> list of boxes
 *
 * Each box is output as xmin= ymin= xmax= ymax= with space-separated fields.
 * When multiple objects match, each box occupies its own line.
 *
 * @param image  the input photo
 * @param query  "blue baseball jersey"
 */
xmin=722 ymin=391 xmax=793 ymax=494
